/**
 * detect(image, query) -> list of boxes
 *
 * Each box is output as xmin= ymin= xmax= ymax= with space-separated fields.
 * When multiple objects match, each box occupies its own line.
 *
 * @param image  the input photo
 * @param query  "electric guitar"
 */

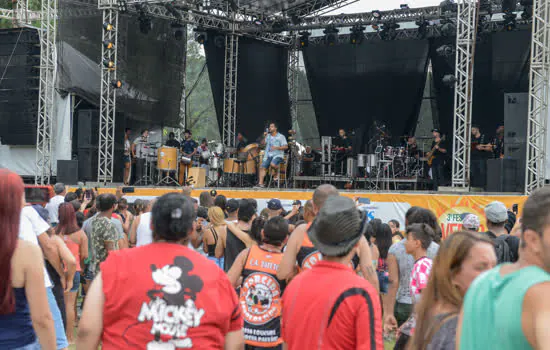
xmin=427 ymin=135 xmax=446 ymax=167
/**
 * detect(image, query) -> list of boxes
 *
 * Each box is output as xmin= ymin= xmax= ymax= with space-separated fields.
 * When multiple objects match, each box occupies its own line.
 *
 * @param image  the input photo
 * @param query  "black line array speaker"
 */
xmin=57 ymin=160 xmax=79 ymax=185
xmin=503 ymin=93 xmax=528 ymax=192
xmin=76 ymin=110 xmax=99 ymax=182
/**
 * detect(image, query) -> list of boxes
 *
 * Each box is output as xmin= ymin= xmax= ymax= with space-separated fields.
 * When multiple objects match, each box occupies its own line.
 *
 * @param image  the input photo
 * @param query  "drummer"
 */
xmin=198 ymin=138 xmax=210 ymax=170
xmin=181 ymin=129 xmax=197 ymax=181
xmin=236 ymin=132 xmax=248 ymax=152
xmin=165 ymin=132 xmax=180 ymax=148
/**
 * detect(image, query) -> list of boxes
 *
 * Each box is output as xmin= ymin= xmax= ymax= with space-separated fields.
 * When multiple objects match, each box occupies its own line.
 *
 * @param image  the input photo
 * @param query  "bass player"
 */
xmin=427 ymin=128 xmax=447 ymax=191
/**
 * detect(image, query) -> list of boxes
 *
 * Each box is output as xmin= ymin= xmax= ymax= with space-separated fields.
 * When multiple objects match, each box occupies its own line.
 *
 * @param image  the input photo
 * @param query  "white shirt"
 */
xmin=19 ymin=206 xmax=53 ymax=288
xmin=136 ymin=212 xmax=153 ymax=247
xmin=44 ymin=195 xmax=65 ymax=224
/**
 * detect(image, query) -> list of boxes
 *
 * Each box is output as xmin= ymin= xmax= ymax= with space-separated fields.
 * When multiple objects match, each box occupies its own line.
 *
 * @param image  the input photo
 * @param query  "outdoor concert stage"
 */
xmin=92 ymin=184 xmax=526 ymax=238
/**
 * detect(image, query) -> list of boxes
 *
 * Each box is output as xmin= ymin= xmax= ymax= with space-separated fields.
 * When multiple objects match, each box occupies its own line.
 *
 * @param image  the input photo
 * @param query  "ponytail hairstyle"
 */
xmin=251 ymin=217 xmax=266 ymax=244
xmin=0 ymin=170 xmax=24 ymax=314
xmin=406 ymin=223 xmax=436 ymax=249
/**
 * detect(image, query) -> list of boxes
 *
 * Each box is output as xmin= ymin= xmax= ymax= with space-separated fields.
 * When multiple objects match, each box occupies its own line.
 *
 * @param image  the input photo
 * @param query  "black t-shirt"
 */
xmin=236 ymin=140 xmax=247 ymax=151
xmin=471 ymin=134 xmax=491 ymax=160
xmin=430 ymin=139 xmax=448 ymax=164
xmin=483 ymin=231 xmax=520 ymax=262
xmin=224 ymin=225 xmax=248 ymax=272
xmin=165 ymin=139 xmax=180 ymax=148
xmin=335 ymin=137 xmax=352 ymax=150
xmin=492 ymin=137 xmax=504 ymax=159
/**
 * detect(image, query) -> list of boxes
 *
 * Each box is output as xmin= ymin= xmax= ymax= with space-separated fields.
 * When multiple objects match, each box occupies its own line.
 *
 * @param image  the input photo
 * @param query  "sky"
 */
xmin=324 ymin=0 xmax=441 ymax=15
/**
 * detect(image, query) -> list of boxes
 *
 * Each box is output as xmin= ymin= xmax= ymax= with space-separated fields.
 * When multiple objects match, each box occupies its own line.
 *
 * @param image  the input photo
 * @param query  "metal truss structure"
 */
xmin=35 ymin=0 xmax=57 ymax=184
xmin=525 ymin=0 xmax=550 ymax=194
xmin=97 ymin=2 xmax=119 ymax=183
xmin=222 ymin=14 xmax=239 ymax=148
xmin=451 ymin=0 xmax=478 ymax=189
xmin=176 ymin=26 xmax=188 ymax=141
xmin=288 ymin=41 xmax=298 ymax=129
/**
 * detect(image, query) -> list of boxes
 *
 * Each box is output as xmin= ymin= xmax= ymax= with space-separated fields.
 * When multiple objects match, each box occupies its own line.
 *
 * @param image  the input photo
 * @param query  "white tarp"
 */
xmin=0 ymin=91 xmax=72 ymax=176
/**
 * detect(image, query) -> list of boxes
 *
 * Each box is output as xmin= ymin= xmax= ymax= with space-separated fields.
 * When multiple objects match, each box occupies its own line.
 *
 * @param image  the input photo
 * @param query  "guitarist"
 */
xmin=429 ymin=129 xmax=447 ymax=190
xmin=471 ymin=125 xmax=492 ymax=189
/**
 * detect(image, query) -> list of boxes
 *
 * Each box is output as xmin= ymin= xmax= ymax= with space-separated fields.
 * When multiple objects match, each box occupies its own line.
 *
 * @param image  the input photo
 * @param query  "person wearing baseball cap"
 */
xmin=462 ymin=213 xmax=480 ymax=232
xmin=282 ymin=196 xmax=383 ymax=349
xmin=483 ymin=201 xmax=519 ymax=263
xmin=225 ymin=199 xmax=240 ymax=224
xmin=267 ymin=198 xmax=283 ymax=219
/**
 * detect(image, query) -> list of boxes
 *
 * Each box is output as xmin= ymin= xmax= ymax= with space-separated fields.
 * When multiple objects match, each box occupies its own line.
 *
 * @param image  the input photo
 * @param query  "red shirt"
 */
xmin=282 ymin=260 xmax=383 ymax=350
xmin=100 ymin=242 xmax=242 ymax=349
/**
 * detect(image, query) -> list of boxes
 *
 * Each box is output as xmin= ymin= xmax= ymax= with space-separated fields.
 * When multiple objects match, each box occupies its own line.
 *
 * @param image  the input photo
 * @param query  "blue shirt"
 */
xmin=265 ymin=133 xmax=287 ymax=160
xmin=182 ymin=139 xmax=197 ymax=155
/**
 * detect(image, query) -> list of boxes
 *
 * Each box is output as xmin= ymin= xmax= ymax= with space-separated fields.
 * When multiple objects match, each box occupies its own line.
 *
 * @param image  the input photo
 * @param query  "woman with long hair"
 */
xmin=55 ymin=203 xmax=88 ymax=345
xmin=408 ymin=231 xmax=496 ymax=350
xmin=0 ymin=170 xmax=56 ymax=349
xmin=373 ymin=223 xmax=393 ymax=297
xmin=204 ymin=206 xmax=227 ymax=269
xmin=199 ymin=191 xmax=214 ymax=208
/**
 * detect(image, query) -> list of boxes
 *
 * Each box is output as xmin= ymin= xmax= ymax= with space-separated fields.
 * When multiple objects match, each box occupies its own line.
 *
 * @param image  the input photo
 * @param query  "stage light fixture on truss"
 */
xmin=323 ymin=25 xmax=339 ymax=46
xmin=103 ymin=22 xmax=114 ymax=31
xmin=400 ymin=4 xmax=409 ymax=10
xmin=381 ymin=19 xmax=400 ymax=40
xmin=436 ymin=44 xmax=455 ymax=57
xmin=103 ymin=40 xmax=114 ymax=49
xmin=415 ymin=17 xmax=429 ymax=38
xmin=171 ymin=22 xmax=184 ymax=40
xmin=372 ymin=10 xmax=381 ymax=19
xmin=298 ymin=31 xmax=310 ymax=47
xmin=442 ymin=74 xmax=456 ymax=87
xmin=103 ymin=59 xmax=115 ymax=69
xmin=111 ymin=80 xmax=122 ymax=88
xmin=194 ymin=29 xmax=207 ymax=44
xmin=116 ymin=0 xmax=128 ymax=13
xmin=350 ymin=24 xmax=365 ymax=45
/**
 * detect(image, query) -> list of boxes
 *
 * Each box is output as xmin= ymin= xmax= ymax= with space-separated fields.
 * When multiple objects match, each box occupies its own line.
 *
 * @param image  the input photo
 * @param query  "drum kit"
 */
xmin=355 ymin=142 xmax=426 ymax=180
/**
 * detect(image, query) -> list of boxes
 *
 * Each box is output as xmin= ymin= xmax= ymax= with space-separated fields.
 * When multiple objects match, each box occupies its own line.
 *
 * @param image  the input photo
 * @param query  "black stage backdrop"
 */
xmin=430 ymin=29 xmax=531 ymax=138
xmin=303 ymin=40 xmax=430 ymax=149
xmin=205 ymin=34 xmax=291 ymax=143
xmin=57 ymin=1 xmax=185 ymax=126
xmin=0 ymin=28 xmax=40 ymax=145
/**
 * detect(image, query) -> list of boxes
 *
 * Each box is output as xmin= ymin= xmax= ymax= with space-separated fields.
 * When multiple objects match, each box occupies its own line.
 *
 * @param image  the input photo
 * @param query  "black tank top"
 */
xmin=207 ymin=227 xmax=218 ymax=258
xmin=224 ymin=226 xmax=248 ymax=272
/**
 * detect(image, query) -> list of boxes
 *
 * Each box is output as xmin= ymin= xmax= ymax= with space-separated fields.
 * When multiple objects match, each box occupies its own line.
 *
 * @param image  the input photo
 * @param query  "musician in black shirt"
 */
xmin=236 ymin=132 xmax=248 ymax=152
xmin=492 ymin=125 xmax=504 ymax=159
xmin=165 ymin=132 xmax=180 ymax=148
xmin=429 ymin=129 xmax=447 ymax=190
xmin=334 ymin=129 xmax=353 ymax=175
xmin=470 ymin=125 xmax=492 ymax=189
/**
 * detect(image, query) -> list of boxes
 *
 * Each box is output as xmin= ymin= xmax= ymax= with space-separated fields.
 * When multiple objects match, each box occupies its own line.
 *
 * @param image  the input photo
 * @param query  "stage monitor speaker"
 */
xmin=503 ymin=93 xmax=528 ymax=191
xmin=188 ymin=167 xmax=206 ymax=188
xmin=486 ymin=158 xmax=519 ymax=192
xmin=57 ymin=160 xmax=79 ymax=185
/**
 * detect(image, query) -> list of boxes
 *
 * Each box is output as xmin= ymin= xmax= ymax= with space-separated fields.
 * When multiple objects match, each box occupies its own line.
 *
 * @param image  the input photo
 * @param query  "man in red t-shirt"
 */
xmin=282 ymin=196 xmax=383 ymax=350
xmin=77 ymin=193 xmax=244 ymax=350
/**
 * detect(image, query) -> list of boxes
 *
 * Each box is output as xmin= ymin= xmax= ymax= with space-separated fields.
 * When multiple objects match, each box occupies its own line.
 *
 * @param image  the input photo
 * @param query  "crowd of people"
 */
xmin=1 ymin=168 xmax=550 ymax=350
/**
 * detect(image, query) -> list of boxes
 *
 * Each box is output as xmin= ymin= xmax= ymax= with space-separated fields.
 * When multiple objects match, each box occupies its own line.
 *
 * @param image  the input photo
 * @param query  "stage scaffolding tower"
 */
xmin=222 ymin=11 xmax=239 ymax=148
xmin=525 ymin=0 xmax=550 ymax=194
xmin=176 ymin=26 xmax=188 ymax=141
xmin=288 ymin=39 xmax=299 ymax=130
xmin=35 ymin=0 xmax=57 ymax=185
xmin=97 ymin=0 xmax=119 ymax=183
xmin=451 ymin=0 xmax=478 ymax=189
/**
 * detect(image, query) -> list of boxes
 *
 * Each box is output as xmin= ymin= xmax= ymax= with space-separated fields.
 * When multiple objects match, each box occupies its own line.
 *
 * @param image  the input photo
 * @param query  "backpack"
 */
xmin=494 ymin=235 xmax=514 ymax=264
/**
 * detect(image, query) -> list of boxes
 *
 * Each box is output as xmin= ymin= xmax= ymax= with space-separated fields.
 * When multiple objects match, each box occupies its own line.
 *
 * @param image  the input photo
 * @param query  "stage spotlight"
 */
xmin=103 ymin=40 xmax=114 ymax=49
xmin=400 ymin=4 xmax=409 ymax=9
xmin=116 ymin=0 xmax=127 ymax=13
xmin=299 ymin=31 xmax=310 ymax=47
xmin=502 ymin=12 xmax=517 ymax=31
xmin=214 ymin=35 xmax=225 ymax=48
xmin=372 ymin=10 xmax=381 ymax=19
xmin=350 ymin=25 xmax=365 ymax=45
xmin=111 ymin=80 xmax=122 ymax=88
xmin=103 ymin=60 xmax=115 ymax=69
xmin=194 ymin=30 xmax=207 ymax=44
xmin=442 ymin=74 xmax=456 ymax=87
xmin=381 ymin=20 xmax=400 ymax=40
xmin=440 ymin=0 xmax=457 ymax=13
xmin=436 ymin=44 xmax=454 ymax=57
xmin=440 ymin=22 xmax=456 ymax=36
xmin=103 ymin=22 xmax=114 ymax=31
xmin=323 ymin=25 xmax=339 ymax=46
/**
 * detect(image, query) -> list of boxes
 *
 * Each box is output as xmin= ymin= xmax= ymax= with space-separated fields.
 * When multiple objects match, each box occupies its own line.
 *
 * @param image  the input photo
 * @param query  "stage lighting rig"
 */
xmin=440 ymin=0 xmax=457 ymax=13
xmin=381 ymin=20 xmax=400 ymax=40
xmin=400 ymin=4 xmax=409 ymax=9
xmin=103 ymin=60 xmax=115 ymax=69
xmin=442 ymin=74 xmax=456 ymax=87
xmin=323 ymin=25 xmax=339 ymax=46
xmin=372 ymin=10 xmax=382 ymax=19
xmin=350 ymin=25 xmax=365 ymax=45
xmin=436 ymin=44 xmax=454 ymax=57
xmin=103 ymin=40 xmax=114 ymax=49
xmin=111 ymin=80 xmax=122 ymax=88
xmin=116 ymin=0 xmax=128 ymax=13
xmin=194 ymin=29 xmax=207 ymax=44
xmin=103 ymin=22 xmax=114 ymax=31
xmin=299 ymin=31 xmax=310 ymax=47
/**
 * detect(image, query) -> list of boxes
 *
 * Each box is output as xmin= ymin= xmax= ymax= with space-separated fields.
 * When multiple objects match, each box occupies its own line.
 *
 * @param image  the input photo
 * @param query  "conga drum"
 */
xmin=157 ymin=147 xmax=178 ymax=171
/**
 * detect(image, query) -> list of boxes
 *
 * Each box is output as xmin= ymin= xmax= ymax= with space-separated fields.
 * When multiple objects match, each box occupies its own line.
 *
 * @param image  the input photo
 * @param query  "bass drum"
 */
xmin=224 ymin=158 xmax=257 ymax=174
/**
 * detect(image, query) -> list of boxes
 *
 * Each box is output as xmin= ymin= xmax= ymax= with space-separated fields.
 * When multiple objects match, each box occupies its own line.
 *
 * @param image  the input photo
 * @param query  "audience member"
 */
xmin=225 ymin=199 xmax=240 ymax=224
xmin=214 ymin=194 xmax=227 ymax=213
xmin=483 ymin=201 xmax=520 ymax=263
xmin=199 ymin=191 xmax=214 ymax=208
xmin=389 ymin=219 xmax=404 ymax=243
xmin=77 ymin=193 xmax=244 ymax=349
xmin=462 ymin=214 xmax=480 ymax=232
xmin=373 ymin=223 xmax=393 ymax=296
xmin=204 ymin=206 xmax=227 ymax=269
xmin=88 ymin=194 xmax=119 ymax=276
xmin=223 ymin=200 xmax=257 ymax=272
xmin=45 ymin=183 xmax=66 ymax=226
xmin=267 ymin=199 xmax=284 ymax=219
xmin=458 ymin=188 xmax=550 ymax=349
xmin=129 ymin=200 xmax=155 ymax=247
xmin=282 ymin=196 xmax=383 ymax=349
xmin=0 ymin=169 xmax=56 ymax=349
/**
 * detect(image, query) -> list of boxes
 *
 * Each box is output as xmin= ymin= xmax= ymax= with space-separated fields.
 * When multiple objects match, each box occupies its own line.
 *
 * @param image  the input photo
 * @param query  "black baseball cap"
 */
xmin=431 ymin=128 xmax=441 ymax=134
xmin=268 ymin=199 xmax=283 ymax=210
xmin=226 ymin=199 xmax=239 ymax=213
